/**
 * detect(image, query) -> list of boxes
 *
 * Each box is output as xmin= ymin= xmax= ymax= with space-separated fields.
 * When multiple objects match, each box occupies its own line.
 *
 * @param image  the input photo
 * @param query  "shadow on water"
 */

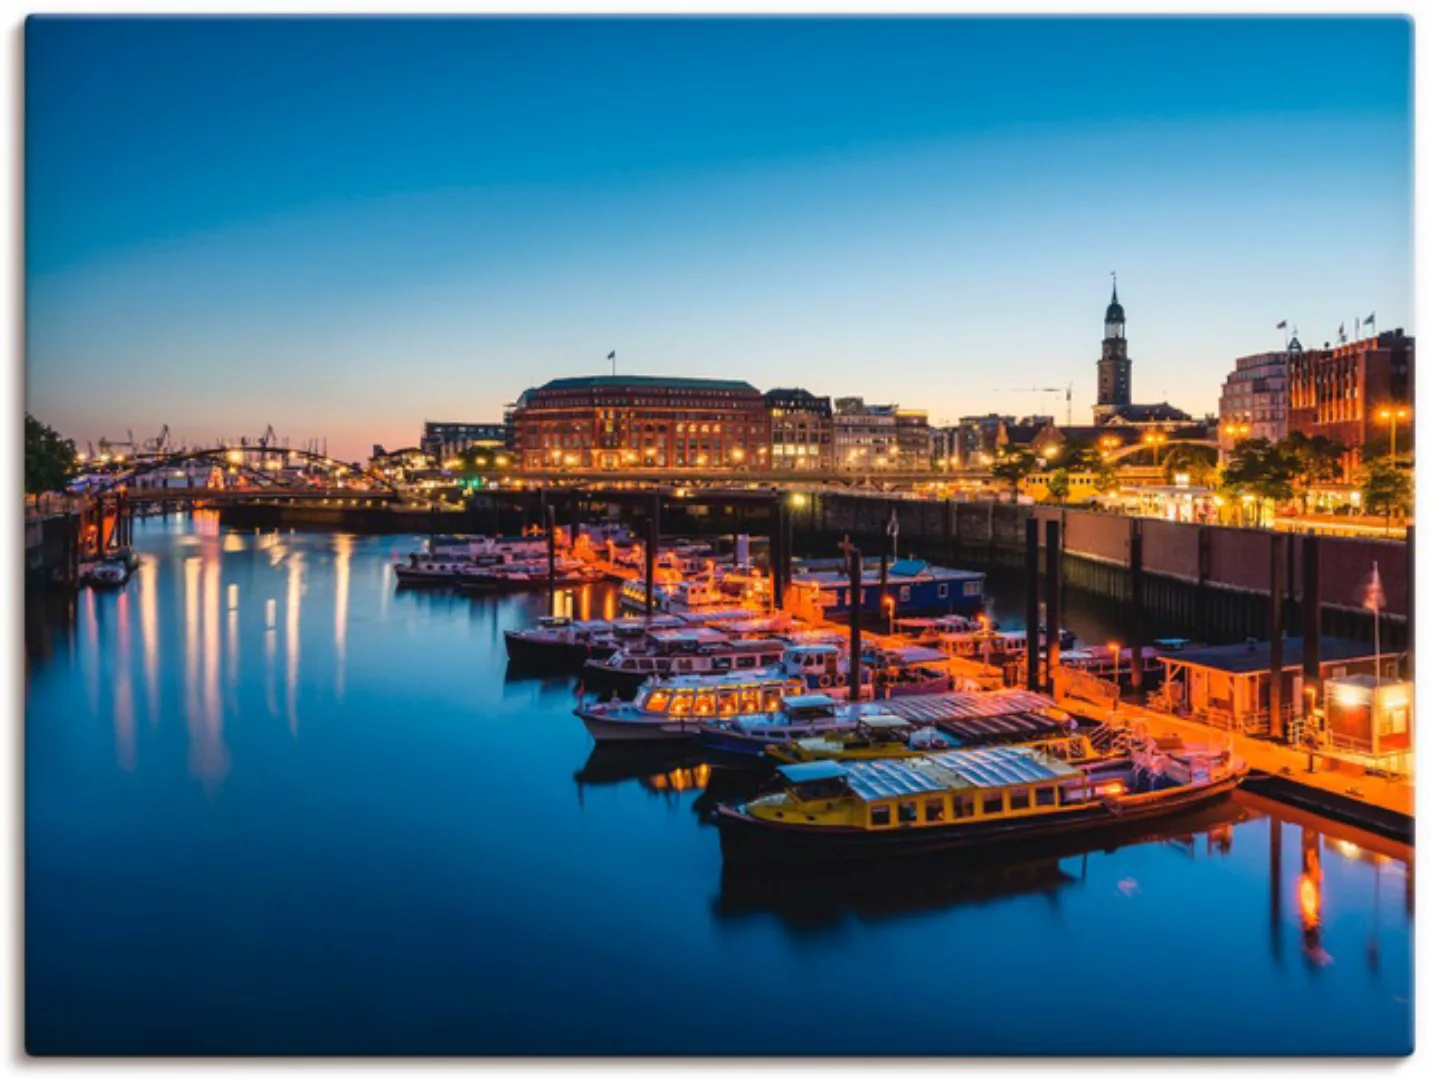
xmin=713 ymin=799 xmax=1260 ymax=932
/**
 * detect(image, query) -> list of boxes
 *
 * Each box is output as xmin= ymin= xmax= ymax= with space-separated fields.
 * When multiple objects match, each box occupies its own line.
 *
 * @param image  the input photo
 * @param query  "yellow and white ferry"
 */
xmin=715 ymin=735 xmax=1246 ymax=864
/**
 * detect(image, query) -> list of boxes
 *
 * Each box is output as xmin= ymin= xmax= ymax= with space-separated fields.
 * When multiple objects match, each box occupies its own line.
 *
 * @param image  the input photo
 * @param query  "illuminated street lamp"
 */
xmin=1141 ymin=430 xmax=1168 ymax=466
xmin=1376 ymin=405 xmax=1411 ymax=463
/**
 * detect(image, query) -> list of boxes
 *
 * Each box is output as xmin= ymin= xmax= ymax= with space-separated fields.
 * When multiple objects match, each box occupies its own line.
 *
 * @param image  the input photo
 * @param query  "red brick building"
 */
xmin=1287 ymin=329 xmax=1414 ymax=477
xmin=511 ymin=375 xmax=767 ymax=471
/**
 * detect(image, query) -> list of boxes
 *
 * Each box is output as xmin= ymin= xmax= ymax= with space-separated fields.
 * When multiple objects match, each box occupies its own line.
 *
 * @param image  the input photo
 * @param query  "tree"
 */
xmin=1044 ymin=468 xmax=1071 ymax=504
xmin=25 ymin=413 xmax=76 ymax=498
xmin=1219 ymin=438 xmax=1294 ymax=527
xmin=1280 ymin=431 xmax=1347 ymax=513
xmin=990 ymin=448 xmax=1037 ymax=497
xmin=1359 ymin=460 xmax=1411 ymax=529
xmin=1161 ymin=442 xmax=1219 ymax=488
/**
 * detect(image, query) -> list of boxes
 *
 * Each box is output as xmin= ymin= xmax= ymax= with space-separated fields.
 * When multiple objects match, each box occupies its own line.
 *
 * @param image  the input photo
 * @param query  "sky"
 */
xmin=26 ymin=15 xmax=1414 ymax=461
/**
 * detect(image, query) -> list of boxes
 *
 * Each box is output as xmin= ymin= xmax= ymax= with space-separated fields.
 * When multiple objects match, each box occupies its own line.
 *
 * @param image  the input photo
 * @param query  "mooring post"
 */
xmin=1024 ymin=517 xmax=1040 ymax=692
xmin=1044 ymin=519 xmax=1062 ymax=693
xmin=770 ymin=497 xmax=785 ymax=612
xmin=546 ymin=503 xmax=557 ymax=592
xmin=1129 ymin=518 xmax=1145 ymax=704
xmin=846 ymin=539 xmax=863 ymax=703
xmin=1406 ymin=525 xmax=1415 ymax=681
xmin=645 ymin=492 xmax=660 ymax=619
xmin=1302 ymin=534 xmax=1321 ymax=727
xmin=1269 ymin=532 xmax=1285 ymax=742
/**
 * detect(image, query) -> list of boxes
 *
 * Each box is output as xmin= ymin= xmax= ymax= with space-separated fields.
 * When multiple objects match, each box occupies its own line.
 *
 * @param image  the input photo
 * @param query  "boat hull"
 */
xmin=504 ymin=633 xmax=617 ymax=667
xmin=578 ymin=710 xmax=702 ymax=743
xmin=715 ymin=770 xmax=1246 ymax=865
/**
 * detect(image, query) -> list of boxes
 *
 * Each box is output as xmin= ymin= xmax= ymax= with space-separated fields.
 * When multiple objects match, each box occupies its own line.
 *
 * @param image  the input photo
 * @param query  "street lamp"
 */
xmin=1376 ymin=406 xmax=1410 ymax=463
xmin=1141 ymin=430 xmax=1167 ymax=466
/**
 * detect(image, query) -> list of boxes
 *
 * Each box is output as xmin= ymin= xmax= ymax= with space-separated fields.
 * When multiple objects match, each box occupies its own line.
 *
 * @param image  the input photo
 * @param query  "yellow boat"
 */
xmin=715 ymin=735 xmax=1247 ymax=865
xmin=766 ymin=717 xmax=1104 ymax=767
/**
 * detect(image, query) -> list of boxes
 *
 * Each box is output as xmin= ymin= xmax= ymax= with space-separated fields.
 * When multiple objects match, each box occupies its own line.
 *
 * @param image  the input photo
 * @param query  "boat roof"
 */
xmin=650 ymin=628 xmax=729 ymax=644
xmin=840 ymin=746 xmax=1080 ymax=800
xmin=880 ymin=645 xmax=947 ymax=664
xmin=786 ymin=694 xmax=839 ymax=710
xmin=776 ymin=760 xmax=849 ymax=784
xmin=785 ymin=643 xmax=840 ymax=656
xmin=652 ymin=672 xmax=801 ymax=690
xmin=859 ymin=714 xmax=912 ymax=730
xmin=868 ymin=689 xmax=1057 ymax=724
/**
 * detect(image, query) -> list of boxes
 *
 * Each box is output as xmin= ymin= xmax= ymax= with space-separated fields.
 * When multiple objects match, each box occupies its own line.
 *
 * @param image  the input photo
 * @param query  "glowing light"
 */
xmin=790 ymin=493 xmax=808 ymax=508
xmin=1298 ymin=873 xmax=1321 ymax=927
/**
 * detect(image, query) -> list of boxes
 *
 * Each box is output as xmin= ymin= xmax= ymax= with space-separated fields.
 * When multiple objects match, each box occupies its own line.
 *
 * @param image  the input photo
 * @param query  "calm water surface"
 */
xmin=25 ymin=517 xmax=1413 ymax=1055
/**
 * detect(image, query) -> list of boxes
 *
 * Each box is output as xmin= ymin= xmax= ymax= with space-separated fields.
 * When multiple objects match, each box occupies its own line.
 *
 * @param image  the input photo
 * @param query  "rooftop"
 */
xmin=1159 ymin=636 xmax=1398 ymax=675
xmin=538 ymin=375 xmax=759 ymax=394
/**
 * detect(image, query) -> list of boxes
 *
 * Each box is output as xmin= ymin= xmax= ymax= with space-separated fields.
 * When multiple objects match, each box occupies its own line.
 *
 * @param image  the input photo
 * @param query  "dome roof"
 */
xmin=1105 ymin=284 xmax=1125 ymax=322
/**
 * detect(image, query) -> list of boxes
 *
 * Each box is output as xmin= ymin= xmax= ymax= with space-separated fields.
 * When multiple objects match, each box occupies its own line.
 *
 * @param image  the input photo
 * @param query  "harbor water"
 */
xmin=25 ymin=517 xmax=1413 ymax=1055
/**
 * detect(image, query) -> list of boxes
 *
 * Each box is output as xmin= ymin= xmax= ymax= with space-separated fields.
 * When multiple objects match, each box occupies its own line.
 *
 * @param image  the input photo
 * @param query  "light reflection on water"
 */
xmin=23 ymin=515 xmax=1413 ymax=1056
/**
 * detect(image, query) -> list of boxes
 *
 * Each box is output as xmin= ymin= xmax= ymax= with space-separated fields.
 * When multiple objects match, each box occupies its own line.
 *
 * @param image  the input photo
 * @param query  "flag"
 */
xmin=1363 ymin=562 xmax=1385 ymax=612
xmin=607 ymin=351 xmax=616 ymax=360
xmin=1365 ymin=312 xmax=1376 ymax=326
xmin=1338 ymin=323 xmax=1346 ymax=343
xmin=1276 ymin=320 xmax=1287 ymax=330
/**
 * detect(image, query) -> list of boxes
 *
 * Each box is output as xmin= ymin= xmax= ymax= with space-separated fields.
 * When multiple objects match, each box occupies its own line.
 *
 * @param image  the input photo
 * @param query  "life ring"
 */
xmin=818 ymin=674 xmax=833 ymax=689
xmin=834 ymin=673 xmax=847 ymax=687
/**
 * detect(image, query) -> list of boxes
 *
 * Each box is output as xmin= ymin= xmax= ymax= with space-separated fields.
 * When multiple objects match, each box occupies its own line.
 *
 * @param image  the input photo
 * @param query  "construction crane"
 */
xmin=992 ymin=385 xmax=1074 ymax=427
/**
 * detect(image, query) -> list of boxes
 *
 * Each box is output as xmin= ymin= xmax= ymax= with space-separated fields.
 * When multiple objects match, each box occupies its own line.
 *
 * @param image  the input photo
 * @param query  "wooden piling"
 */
xmin=1129 ymin=518 xmax=1144 ymax=703
xmin=1269 ymin=532 xmax=1285 ymax=742
xmin=1024 ymin=518 xmax=1040 ymax=693
xmin=1044 ymin=519 xmax=1061 ymax=691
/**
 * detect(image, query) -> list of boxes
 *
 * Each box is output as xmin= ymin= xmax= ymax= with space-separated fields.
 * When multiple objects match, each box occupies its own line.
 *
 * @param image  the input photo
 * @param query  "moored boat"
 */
xmin=582 ymin=630 xmax=789 ymax=694
xmin=575 ymin=672 xmax=808 ymax=742
xmin=696 ymin=694 xmax=881 ymax=759
xmin=504 ymin=617 xmax=620 ymax=666
xmin=714 ymin=734 xmax=1247 ymax=865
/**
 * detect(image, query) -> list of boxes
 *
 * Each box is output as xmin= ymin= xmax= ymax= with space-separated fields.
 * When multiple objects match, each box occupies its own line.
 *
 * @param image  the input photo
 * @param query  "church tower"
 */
xmin=1095 ymin=276 xmax=1132 ymax=421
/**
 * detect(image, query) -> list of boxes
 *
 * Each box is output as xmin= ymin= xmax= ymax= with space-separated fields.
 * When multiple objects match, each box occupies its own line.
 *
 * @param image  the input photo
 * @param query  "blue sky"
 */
xmin=26 ymin=16 xmax=1413 ymax=459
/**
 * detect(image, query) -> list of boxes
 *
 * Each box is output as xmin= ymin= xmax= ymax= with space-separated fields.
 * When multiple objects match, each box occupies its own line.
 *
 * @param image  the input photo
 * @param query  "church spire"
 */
xmin=1111 ymin=270 xmax=1118 ymax=305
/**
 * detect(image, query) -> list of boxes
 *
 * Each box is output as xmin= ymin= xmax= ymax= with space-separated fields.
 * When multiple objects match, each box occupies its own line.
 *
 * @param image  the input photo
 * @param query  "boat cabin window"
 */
xmin=645 ymin=690 xmax=671 ymax=714
xmin=762 ymin=688 xmax=783 ymax=712
xmin=1035 ymin=786 xmax=1057 ymax=808
xmin=925 ymin=798 xmax=946 ymax=823
xmin=717 ymin=689 xmax=739 ymax=716
xmin=953 ymin=795 xmax=976 ymax=819
xmin=735 ymin=656 xmax=755 ymax=669
xmin=1008 ymin=788 xmax=1030 ymax=812
xmin=869 ymin=804 xmax=892 ymax=828
xmin=899 ymin=586 xmax=911 ymax=602
xmin=694 ymin=690 xmax=717 ymax=716
xmin=981 ymin=791 xmax=1004 ymax=816
xmin=669 ymin=692 xmax=693 ymax=717
xmin=937 ymin=584 xmax=949 ymax=599
xmin=739 ymin=687 xmax=762 ymax=713
xmin=897 ymin=801 xmax=919 ymax=825
xmin=792 ymin=778 xmax=847 ymax=801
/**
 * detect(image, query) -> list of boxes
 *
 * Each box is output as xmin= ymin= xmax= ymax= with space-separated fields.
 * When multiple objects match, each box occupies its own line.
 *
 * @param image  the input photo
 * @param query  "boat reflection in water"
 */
xmin=574 ymin=743 xmax=714 ymax=802
xmin=715 ymin=799 xmax=1259 ymax=931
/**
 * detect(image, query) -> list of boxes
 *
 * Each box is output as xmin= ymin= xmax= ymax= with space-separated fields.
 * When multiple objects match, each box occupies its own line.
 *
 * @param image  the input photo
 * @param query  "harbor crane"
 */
xmin=993 ymin=384 xmax=1074 ymax=427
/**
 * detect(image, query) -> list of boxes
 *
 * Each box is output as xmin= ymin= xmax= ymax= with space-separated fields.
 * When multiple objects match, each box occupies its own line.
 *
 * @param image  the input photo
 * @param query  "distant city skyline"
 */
xmin=26 ymin=16 xmax=1413 ymax=461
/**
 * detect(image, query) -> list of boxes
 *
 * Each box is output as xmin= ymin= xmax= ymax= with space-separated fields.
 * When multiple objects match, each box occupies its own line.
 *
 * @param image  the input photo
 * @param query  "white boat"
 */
xmin=583 ymin=630 xmax=790 ymax=692
xmin=575 ymin=672 xmax=808 ymax=742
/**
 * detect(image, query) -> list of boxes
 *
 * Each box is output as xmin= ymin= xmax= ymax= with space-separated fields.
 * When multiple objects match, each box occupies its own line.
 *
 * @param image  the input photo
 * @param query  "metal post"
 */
xmin=771 ymin=498 xmax=785 ymax=612
xmin=546 ymin=504 xmax=557 ymax=591
xmin=645 ymin=492 xmax=660 ymax=619
xmin=1302 ymin=534 xmax=1321 ymax=719
xmin=1044 ymin=519 xmax=1062 ymax=692
xmin=1129 ymin=518 xmax=1145 ymax=704
xmin=1269 ymin=532 xmax=1285 ymax=742
xmin=1407 ymin=525 xmax=1415 ymax=682
xmin=848 ymin=543 xmax=862 ymax=703
xmin=1024 ymin=518 xmax=1040 ymax=692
